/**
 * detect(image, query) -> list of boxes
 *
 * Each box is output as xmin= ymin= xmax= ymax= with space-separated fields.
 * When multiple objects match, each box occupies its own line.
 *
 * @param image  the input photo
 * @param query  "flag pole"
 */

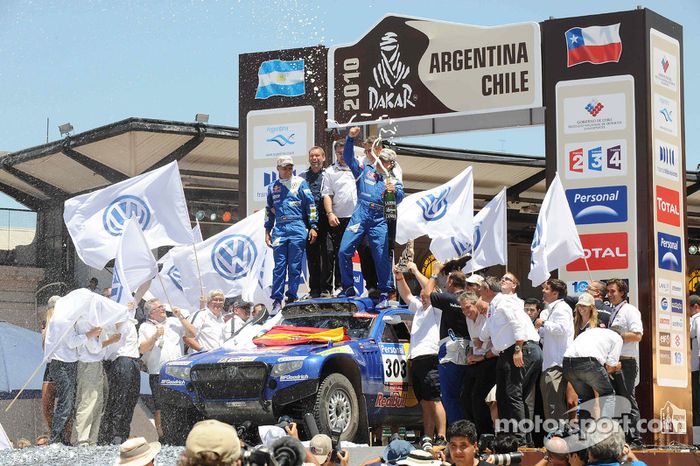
xmin=191 ymin=241 xmax=204 ymax=298
xmin=582 ymin=255 xmax=595 ymax=285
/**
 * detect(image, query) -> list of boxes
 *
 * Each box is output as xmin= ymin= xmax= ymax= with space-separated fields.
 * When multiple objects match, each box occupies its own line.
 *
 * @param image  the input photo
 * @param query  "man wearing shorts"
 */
xmin=394 ymin=266 xmax=446 ymax=443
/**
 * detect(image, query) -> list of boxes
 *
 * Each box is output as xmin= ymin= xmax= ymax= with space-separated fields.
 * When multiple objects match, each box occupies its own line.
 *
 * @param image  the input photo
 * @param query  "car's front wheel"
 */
xmin=313 ymin=373 xmax=359 ymax=441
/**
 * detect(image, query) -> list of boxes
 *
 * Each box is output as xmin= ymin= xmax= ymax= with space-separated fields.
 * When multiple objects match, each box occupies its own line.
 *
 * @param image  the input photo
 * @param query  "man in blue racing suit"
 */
xmin=265 ymin=155 xmax=318 ymax=313
xmin=338 ymin=126 xmax=404 ymax=300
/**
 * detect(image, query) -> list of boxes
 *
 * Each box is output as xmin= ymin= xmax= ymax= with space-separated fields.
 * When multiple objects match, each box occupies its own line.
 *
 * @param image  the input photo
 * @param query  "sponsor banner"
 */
xmin=328 ymin=15 xmax=542 ymax=126
xmin=564 ymin=140 xmax=627 ymax=179
xmin=671 ymin=315 xmax=684 ymax=330
xmin=654 ymin=93 xmax=678 ymax=136
xmin=252 ymin=123 xmax=309 ymax=160
xmin=658 ymin=295 xmax=670 ymax=313
xmin=659 ymin=331 xmax=671 ymax=347
xmin=655 ymin=185 xmax=680 ymax=226
xmin=565 ymin=185 xmax=627 ymax=224
xmin=671 ymin=298 xmax=683 ymax=314
xmin=671 ymin=281 xmax=683 ymax=297
xmin=566 ymin=232 xmax=628 ymax=272
xmin=658 ymin=315 xmax=670 ymax=330
xmin=657 ymin=232 xmax=682 ymax=272
xmin=562 ymin=93 xmax=626 ymax=134
xmin=658 ymin=278 xmax=670 ymax=295
xmin=652 ymin=47 xmax=677 ymax=92
xmin=252 ymin=165 xmax=306 ymax=203
xmin=654 ymin=139 xmax=680 ymax=182
xmin=660 ymin=350 xmax=671 ymax=365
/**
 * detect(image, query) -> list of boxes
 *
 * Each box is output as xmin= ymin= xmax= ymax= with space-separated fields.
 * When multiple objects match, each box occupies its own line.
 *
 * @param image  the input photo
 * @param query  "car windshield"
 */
xmin=280 ymin=314 xmax=375 ymax=340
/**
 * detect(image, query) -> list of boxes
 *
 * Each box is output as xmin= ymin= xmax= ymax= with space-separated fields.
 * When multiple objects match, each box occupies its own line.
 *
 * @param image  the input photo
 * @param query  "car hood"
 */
xmin=179 ymin=341 xmax=357 ymax=366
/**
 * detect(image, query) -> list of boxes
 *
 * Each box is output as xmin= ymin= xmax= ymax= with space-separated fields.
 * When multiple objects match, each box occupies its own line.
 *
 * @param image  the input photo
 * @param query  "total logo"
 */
xmin=658 ymin=232 xmax=682 ymax=272
xmin=565 ymin=185 xmax=627 ymax=225
xmin=655 ymin=185 xmax=680 ymax=227
xmin=567 ymin=232 xmax=627 ymax=272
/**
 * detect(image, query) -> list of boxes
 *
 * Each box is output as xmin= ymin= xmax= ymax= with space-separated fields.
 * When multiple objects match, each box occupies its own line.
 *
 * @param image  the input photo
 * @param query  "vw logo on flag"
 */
xmin=418 ymin=187 xmax=451 ymax=222
xmin=111 ymin=269 xmax=123 ymax=303
xmin=450 ymin=222 xmax=482 ymax=256
xmin=211 ymin=234 xmax=258 ymax=281
xmin=167 ymin=265 xmax=183 ymax=291
xmin=103 ymin=195 xmax=152 ymax=236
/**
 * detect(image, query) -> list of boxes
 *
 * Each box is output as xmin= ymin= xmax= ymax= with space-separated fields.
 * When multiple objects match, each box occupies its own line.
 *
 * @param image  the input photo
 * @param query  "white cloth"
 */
xmin=47 ymin=323 xmax=87 ymax=363
xmin=691 ymin=313 xmax=700 ymax=372
xmin=64 ymin=161 xmax=193 ymax=269
xmin=111 ymin=219 xmax=158 ymax=306
xmin=110 ymin=319 xmax=140 ymax=360
xmin=191 ymin=308 xmax=226 ymax=351
xmin=467 ymin=313 xmax=493 ymax=357
xmin=528 ymin=173 xmax=585 ymax=286
xmin=75 ymin=318 xmax=105 ymax=363
xmin=539 ymin=299 xmax=574 ymax=370
xmin=609 ymin=302 xmax=643 ymax=358
xmin=223 ymin=315 xmax=248 ymax=341
xmin=481 ymin=293 xmax=539 ymax=354
xmin=139 ymin=317 xmax=186 ymax=374
xmin=407 ymin=296 xmax=441 ymax=359
xmin=396 ymin=167 xmax=473 ymax=246
xmin=321 ymin=164 xmax=357 ymax=218
xmin=564 ymin=327 xmax=623 ymax=367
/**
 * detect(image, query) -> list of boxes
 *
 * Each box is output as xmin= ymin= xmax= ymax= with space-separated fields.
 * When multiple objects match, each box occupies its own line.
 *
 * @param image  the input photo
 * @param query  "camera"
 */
xmin=330 ymin=427 xmax=342 ymax=464
xmin=479 ymin=433 xmax=522 ymax=465
xmin=277 ymin=415 xmax=294 ymax=431
xmin=237 ymin=420 xmax=261 ymax=446
xmin=241 ymin=446 xmax=277 ymax=466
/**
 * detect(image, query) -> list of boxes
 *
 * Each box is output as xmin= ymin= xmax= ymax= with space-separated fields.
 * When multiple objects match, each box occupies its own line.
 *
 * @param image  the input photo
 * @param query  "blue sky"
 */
xmin=0 ymin=0 xmax=698 ymax=211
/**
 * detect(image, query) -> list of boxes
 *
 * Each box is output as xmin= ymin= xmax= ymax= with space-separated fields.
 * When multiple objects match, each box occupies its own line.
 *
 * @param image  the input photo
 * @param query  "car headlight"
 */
xmin=271 ymin=360 xmax=304 ymax=377
xmin=164 ymin=365 xmax=191 ymax=381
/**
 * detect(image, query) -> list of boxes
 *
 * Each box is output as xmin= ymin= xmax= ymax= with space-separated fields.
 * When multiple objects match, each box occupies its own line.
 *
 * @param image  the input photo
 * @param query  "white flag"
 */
xmin=172 ymin=210 xmax=267 ymax=309
xmin=64 ymin=161 xmax=193 ymax=269
xmin=429 ymin=188 xmax=508 ymax=270
xmin=44 ymin=289 xmax=130 ymax=361
xmin=396 ymin=167 xmax=473 ymax=245
xmin=528 ymin=173 xmax=585 ymax=286
xmin=111 ymin=219 xmax=158 ymax=306
xmin=193 ymin=219 xmax=203 ymax=243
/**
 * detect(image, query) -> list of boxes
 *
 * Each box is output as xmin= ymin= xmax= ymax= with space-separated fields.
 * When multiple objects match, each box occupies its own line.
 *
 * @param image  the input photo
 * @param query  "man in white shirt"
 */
xmin=459 ymin=291 xmax=497 ymax=436
xmin=184 ymin=289 xmax=227 ymax=352
xmin=393 ymin=266 xmax=446 ymax=444
xmin=479 ymin=277 xmax=541 ymax=446
xmin=223 ymin=300 xmax=253 ymax=341
xmin=138 ymin=298 xmax=195 ymax=440
xmin=44 ymin=312 xmax=101 ymax=444
xmin=606 ymin=279 xmax=643 ymax=447
xmin=322 ymin=140 xmax=358 ymax=293
xmin=534 ymin=278 xmax=574 ymax=423
xmin=562 ymin=327 xmax=623 ymax=419
xmin=689 ymin=295 xmax=700 ymax=430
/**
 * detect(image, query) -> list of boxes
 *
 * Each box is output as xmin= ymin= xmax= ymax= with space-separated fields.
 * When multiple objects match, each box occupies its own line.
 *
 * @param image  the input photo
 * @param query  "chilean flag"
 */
xmin=566 ymin=24 xmax=622 ymax=67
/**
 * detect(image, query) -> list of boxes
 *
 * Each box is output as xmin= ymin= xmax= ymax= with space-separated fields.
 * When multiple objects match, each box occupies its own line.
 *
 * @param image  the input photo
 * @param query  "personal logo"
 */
xmin=368 ymin=32 xmax=415 ymax=111
xmin=584 ymin=99 xmax=604 ymax=117
xmin=658 ymin=232 xmax=682 ymax=272
xmin=265 ymin=133 xmax=295 ymax=147
xmin=566 ymin=232 xmax=627 ymax=272
xmin=211 ymin=234 xmax=258 ymax=280
xmin=167 ymin=265 xmax=183 ymax=292
xmin=565 ymin=186 xmax=627 ymax=225
xmin=102 ymin=195 xmax=151 ymax=236
xmin=417 ymin=187 xmax=451 ymax=222
xmin=671 ymin=298 xmax=683 ymax=314
xmin=655 ymin=186 xmax=680 ymax=227
xmin=111 ymin=269 xmax=123 ymax=303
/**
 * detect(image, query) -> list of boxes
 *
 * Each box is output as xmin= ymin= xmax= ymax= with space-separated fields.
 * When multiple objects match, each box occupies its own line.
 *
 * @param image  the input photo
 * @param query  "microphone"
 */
xmin=271 ymin=436 xmax=306 ymax=466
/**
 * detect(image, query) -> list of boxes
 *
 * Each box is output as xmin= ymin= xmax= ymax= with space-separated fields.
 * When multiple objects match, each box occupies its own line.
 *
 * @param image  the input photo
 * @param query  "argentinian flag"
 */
xmin=255 ymin=59 xmax=305 ymax=99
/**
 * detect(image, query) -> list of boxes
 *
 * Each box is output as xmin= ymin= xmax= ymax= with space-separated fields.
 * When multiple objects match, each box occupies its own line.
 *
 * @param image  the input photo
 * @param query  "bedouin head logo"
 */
xmin=103 ymin=195 xmax=151 ymax=236
xmin=167 ymin=265 xmax=183 ymax=292
xmin=368 ymin=31 xmax=415 ymax=111
xmin=417 ymin=187 xmax=451 ymax=222
xmin=450 ymin=222 xmax=482 ymax=256
xmin=111 ymin=269 xmax=123 ymax=303
xmin=211 ymin=234 xmax=258 ymax=281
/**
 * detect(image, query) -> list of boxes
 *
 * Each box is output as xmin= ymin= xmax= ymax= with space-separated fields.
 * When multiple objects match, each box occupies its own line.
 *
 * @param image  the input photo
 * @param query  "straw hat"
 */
xmin=113 ymin=437 xmax=161 ymax=466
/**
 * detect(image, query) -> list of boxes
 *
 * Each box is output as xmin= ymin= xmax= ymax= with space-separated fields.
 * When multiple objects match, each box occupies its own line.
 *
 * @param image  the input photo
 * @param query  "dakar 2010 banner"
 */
xmin=327 ymin=15 xmax=542 ymax=126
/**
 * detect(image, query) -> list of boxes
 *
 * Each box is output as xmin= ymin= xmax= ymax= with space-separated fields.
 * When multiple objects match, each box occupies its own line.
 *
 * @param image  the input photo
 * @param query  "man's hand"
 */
xmin=284 ymin=422 xmax=299 ymax=439
xmin=337 ymin=449 xmax=350 ymax=466
xmin=199 ymin=295 xmax=206 ymax=310
xmin=534 ymin=318 xmax=544 ymax=329
xmin=348 ymin=126 xmax=361 ymax=138
xmin=468 ymin=354 xmax=484 ymax=364
xmin=407 ymin=261 xmax=418 ymax=274
xmin=155 ymin=325 xmax=165 ymax=339
xmin=513 ymin=351 xmax=524 ymax=368
xmin=308 ymin=228 xmax=318 ymax=243
xmin=104 ymin=333 xmax=121 ymax=346
xmin=86 ymin=327 xmax=102 ymax=338
xmin=385 ymin=179 xmax=396 ymax=192
xmin=265 ymin=231 xmax=273 ymax=248
xmin=172 ymin=307 xmax=183 ymax=319
xmin=432 ymin=261 xmax=444 ymax=275
xmin=328 ymin=213 xmax=340 ymax=227
xmin=605 ymin=362 xmax=621 ymax=374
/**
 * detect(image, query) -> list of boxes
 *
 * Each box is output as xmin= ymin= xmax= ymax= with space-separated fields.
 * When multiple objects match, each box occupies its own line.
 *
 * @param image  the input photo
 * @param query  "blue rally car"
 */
xmin=159 ymin=298 xmax=422 ymax=444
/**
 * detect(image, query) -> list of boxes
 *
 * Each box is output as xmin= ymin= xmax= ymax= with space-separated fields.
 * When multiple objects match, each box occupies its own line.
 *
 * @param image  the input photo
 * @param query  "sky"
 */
xmin=0 ymin=0 xmax=698 ymax=211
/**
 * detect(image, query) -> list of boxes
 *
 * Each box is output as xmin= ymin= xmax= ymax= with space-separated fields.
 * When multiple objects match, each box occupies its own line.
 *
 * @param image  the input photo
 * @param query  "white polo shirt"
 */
xmin=481 ymin=293 xmax=539 ymax=354
xmin=110 ymin=319 xmax=140 ymax=360
xmin=564 ymin=327 xmax=623 ymax=367
xmin=407 ymin=296 xmax=441 ymax=359
xmin=138 ymin=317 xmax=186 ymax=374
xmin=467 ymin=313 xmax=493 ymax=357
xmin=44 ymin=319 xmax=87 ymax=363
xmin=609 ymin=302 xmax=643 ymax=358
xmin=222 ymin=315 xmax=248 ymax=342
xmin=539 ymin=299 xmax=574 ymax=370
xmin=75 ymin=318 xmax=105 ymax=363
xmin=191 ymin=307 xmax=226 ymax=351
xmin=321 ymin=164 xmax=357 ymax=218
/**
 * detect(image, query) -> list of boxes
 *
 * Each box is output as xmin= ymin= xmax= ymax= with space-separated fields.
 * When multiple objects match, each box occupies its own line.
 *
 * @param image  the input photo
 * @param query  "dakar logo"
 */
xmin=417 ymin=187 xmax=451 ymax=222
xmin=167 ymin=265 xmax=183 ymax=291
xmin=211 ymin=234 xmax=258 ymax=281
xmin=103 ymin=195 xmax=151 ymax=236
xmin=368 ymin=32 xmax=415 ymax=111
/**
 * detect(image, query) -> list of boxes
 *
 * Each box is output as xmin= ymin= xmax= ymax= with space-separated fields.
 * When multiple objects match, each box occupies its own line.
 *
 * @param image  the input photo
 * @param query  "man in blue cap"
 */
xmin=338 ymin=126 xmax=404 ymax=302
xmin=265 ymin=155 xmax=318 ymax=314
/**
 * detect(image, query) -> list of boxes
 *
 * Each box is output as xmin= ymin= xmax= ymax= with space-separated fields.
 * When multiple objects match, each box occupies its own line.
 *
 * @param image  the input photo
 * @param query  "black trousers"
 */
xmin=306 ymin=217 xmax=332 ymax=296
xmin=496 ymin=342 xmax=542 ymax=446
xmin=100 ymin=356 xmax=140 ymax=444
xmin=693 ymin=371 xmax=700 ymax=427
xmin=611 ymin=358 xmax=642 ymax=443
xmin=462 ymin=357 xmax=498 ymax=436
xmin=358 ymin=235 xmax=378 ymax=291
xmin=329 ymin=217 xmax=350 ymax=290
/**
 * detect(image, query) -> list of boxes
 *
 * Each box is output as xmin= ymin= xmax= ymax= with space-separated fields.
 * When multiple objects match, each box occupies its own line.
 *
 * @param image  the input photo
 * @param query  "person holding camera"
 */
xmin=444 ymin=420 xmax=491 ymax=466
xmin=309 ymin=434 xmax=350 ymax=466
